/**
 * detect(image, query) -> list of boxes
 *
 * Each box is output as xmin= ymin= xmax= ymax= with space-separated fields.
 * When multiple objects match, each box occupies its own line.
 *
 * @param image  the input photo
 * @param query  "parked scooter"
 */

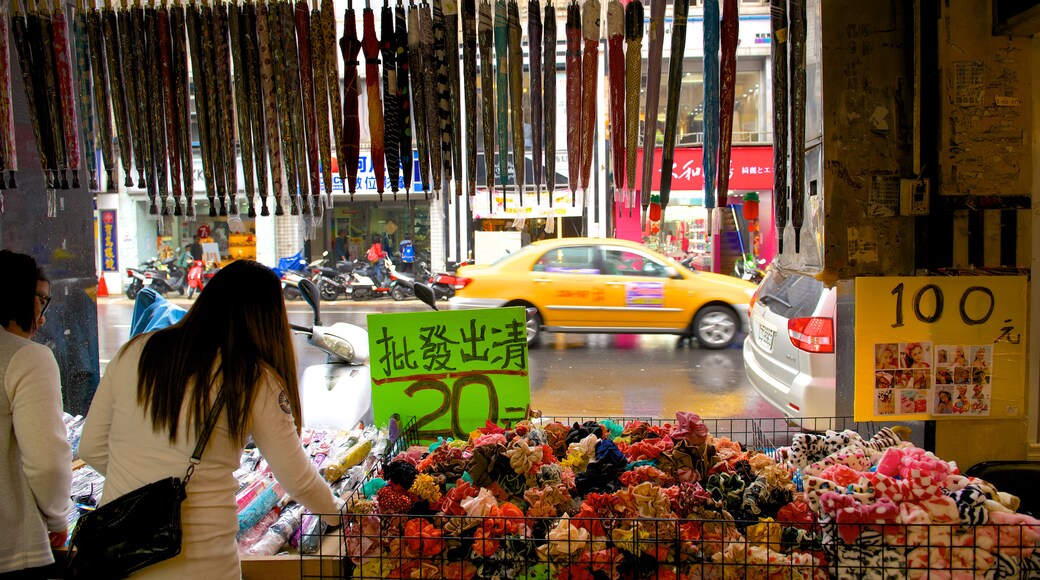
xmin=125 ymin=257 xmax=184 ymax=299
xmin=388 ymin=260 xmax=432 ymax=301
xmin=185 ymin=259 xmax=216 ymax=299
xmin=346 ymin=256 xmax=396 ymax=301
xmin=313 ymin=251 xmax=353 ymax=301
xmin=281 ymin=258 xmax=323 ymax=301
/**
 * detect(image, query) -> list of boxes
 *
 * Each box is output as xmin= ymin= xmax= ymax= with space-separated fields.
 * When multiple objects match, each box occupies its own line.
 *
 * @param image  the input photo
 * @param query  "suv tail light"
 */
xmin=788 ymin=317 xmax=834 ymax=353
xmin=748 ymin=286 xmax=761 ymax=314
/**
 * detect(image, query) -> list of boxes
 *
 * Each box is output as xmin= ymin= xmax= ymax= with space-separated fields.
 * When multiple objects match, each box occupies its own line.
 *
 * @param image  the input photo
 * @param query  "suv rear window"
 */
xmin=756 ymin=268 xmax=826 ymax=319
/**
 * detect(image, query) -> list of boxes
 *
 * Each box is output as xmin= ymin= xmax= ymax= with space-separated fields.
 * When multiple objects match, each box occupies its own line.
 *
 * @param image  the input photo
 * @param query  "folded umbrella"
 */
xmin=159 ymin=5 xmax=180 ymax=213
xmin=640 ymin=0 xmax=665 ymax=222
xmin=381 ymin=2 xmax=400 ymax=198
xmin=446 ymin=0 xmax=463 ymax=196
xmin=200 ymin=2 xmax=225 ymax=216
xmin=170 ymin=3 xmax=193 ymax=216
xmin=340 ymin=3 xmax=362 ymax=199
xmin=433 ymin=0 xmax=452 ymax=196
xmin=396 ymin=2 xmax=413 ymax=196
xmin=789 ymin=0 xmax=805 ymax=252
xmin=243 ymin=2 xmax=269 ymax=216
xmin=53 ymin=0 xmax=81 ymax=190
xmin=39 ymin=4 xmax=67 ymax=189
xmin=0 ymin=10 xmax=16 ymax=188
xmin=702 ymin=0 xmax=718 ymax=211
xmin=477 ymin=0 xmax=493 ymax=194
xmin=606 ymin=0 xmax=624 ymax=214
xmin=73 ymin=3 xmax=96 ymax=190
xmin=419 ymin=0 xmax=441 ymax=196
xmin=623 ymin=0 xmax=641 ymax=214
xmin=295 ymin=0 xmax=321 ymax=215
xmin=542 ymin=1 xmax=555 ymax=201
xmin=127 ymin=1 xmax=149 ymax=191
xmin=102 ymin=2 xmax=133 ymax=187
xmin=578 ymin=0 xmax=598 ymax=200
xmin=658 ymin=0 xmax=690 ymax=220
xmin=280 ymin=0 xmax=308 ymax=214
xmin=258 ymin=0 xmax=287 ymax=215
xmin=146 ymin=3 xmax=170 ymax=215
xmin=87 ymin=5 xmax=115 ymax=191
xmin=322 ymin=0 xmax=346 ymax=189
xmin=492 ymin=0 xmax=507 ymax=194
xmin=462 ymin=0 xmax=477 ymax=198
xmin=528 ymin=0 xmax=542 ymax=204
xmin=11 ymin=5 xmax=51 ymax=189
xmin=214 ymin=1 xmax=238 ymax=215
xmin=186 ymin=0 xmax=216 ymax=217
xmin=564 ymin=0 xmax=579 ymax=203
xmin=506 ymin=0 xmax=523 ymax=201
xmin=362 ymin=2 xmax=386 ymax=198
xmin=770 ymin=0 xmax=787 ymax=253
xmin=716 ymin=0 xmax=737 ymax=210
xmin=229 ymin=2 xmax=257 ymax=217
xmin=311 ymin=3 xmax=333 ymax=205
xmin=408 ymin=2 xmax=431 ymax=197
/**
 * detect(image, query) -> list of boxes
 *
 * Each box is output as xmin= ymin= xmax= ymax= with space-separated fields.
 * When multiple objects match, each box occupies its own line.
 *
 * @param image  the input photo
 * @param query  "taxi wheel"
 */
xmin=692 ymin=305 xmax=738 ymax=349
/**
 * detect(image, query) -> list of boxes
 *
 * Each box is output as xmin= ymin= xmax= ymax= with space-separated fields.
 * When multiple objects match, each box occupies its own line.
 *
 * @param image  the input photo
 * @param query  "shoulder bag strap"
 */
xmin=182 ymin=389 xmax=227 ymax=486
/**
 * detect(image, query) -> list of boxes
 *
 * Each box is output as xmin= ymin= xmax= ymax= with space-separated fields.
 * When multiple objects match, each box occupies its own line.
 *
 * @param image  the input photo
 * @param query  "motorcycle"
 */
xmin=346 ymin=256 xmax=396 ymax=301
xmin=281 ymin=258 xmax=323 ymax=301
xmin=734 ymin=256 xmax=766 ymax=284
xmin=125 ymin=257 xmax=184 ymax=299
xmin=388 ymin=260 xmax=431 ymax=301
xmin=185 ymin=259 xmax=216 ymax=299
xmin=313 ymin=251 xmax=353 ymax=301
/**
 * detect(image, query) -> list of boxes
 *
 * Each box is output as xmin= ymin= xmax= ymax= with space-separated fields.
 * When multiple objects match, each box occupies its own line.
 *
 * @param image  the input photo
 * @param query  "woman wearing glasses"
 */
xmin=0 ymin=250 xmax=72 ymax=579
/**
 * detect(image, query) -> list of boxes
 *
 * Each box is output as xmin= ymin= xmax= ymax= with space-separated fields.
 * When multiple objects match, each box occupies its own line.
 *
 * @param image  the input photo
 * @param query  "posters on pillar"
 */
xmin=100 ymin=209 xmax=118 ymax=272
xmin=854 ymin=276 xmax=1027 ymax=422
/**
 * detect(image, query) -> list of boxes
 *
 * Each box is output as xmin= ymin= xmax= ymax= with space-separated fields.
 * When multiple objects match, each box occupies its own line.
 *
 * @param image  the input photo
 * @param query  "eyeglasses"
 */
xmin=35 ymin=291 xmax=51 ymax=316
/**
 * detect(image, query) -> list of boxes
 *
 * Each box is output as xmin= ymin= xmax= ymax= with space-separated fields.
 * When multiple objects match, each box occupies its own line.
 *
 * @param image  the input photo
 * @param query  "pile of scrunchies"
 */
xmin=341 ymin=413 xmax=1040 ymax=579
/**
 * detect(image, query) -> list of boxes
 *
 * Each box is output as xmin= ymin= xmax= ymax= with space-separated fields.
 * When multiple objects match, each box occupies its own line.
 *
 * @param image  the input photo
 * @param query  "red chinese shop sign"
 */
xmin=632 ymin=145 xmax=774 ymax=192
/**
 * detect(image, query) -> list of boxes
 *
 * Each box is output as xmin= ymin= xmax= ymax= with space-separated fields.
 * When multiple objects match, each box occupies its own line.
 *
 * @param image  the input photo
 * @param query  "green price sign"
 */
xmin=368 ymin=307 xmax=531 ymax=442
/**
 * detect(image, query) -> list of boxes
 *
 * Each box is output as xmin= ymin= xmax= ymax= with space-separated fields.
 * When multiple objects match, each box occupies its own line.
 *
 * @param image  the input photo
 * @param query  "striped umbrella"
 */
xmin=229 ymin=2 xmax=257 ymax=218
xmin=39 ymin=4 xmax=67 ymax=189
xmin=295 ymin=0 xmax=321 ymax=215
xmin=0 ymin=11 xmax=16 ymax=188
xmin=311 ymin=4 xmax=333 ymax=204
xmin=433 ymin=0 xmax=451 ymax=196
xmin=381 ymin=2 xmax=400 ymax=198
xmin=159 ymin=5 xmax=180 ymax=214
xmin=623 ymin=0 xmax=641 ymax=214
xmin=258 ymin=0 xmax=287 ymax=215
xmin=477 ymin=0 xmax=493 ymax=195
xmin=770 ymin=0 xmax=787 ymax=252
xmin=578 ymin=0 xmax=598 ymax=198
xmin=396 ymin=2 xmax=413 ymax=196
xmin=606 ymin=0 xmax=624 ymax=214
xmin=716 ymin=0 xmax=737 ymax=211
xmin=243 ymin=3 xmax=269 ymax=217
xmin=407 ymin=2 xmax=430 ymax=197
xmin=322 ymin=0 xmax=346 ymax=189
xmin=702 ymin=0 xmax=718 ymax=211
xmin=280 ymin=0 xmax=308 ymax=215
xmin=102 ymin=3 xmax=132 ymax=187
xmin=542 ymin=1 xmax=555 ymax=201
xmin=53 ymin=0 xmax=79 ymax=189
xmin=187 ymin=1 xmax=215 ymax=217
xmin=506 ymin=0 xmax=522 ymax=201
xmin=789 ymin=0 xmax=805 ymax=251
xmin=87 ymin=6 xmax=115 ymax=191
xmin=127 ymin=2 xmax=149 ymax=191
xmin=362 ymin=3 xmax=386 ymax=199
xmin=445 ymin=0 xmax=462 ymax=196
xmin=658 ymin=0 xmax=690 ymax=220
xmin=640 ymin=0 xmax=666 ymax=221
xmin=340 ymin=3 xmax=362 ymax=199
xmin=564 ymin=0 xmax=579 ymax=201
xmin=462 ymin=0 xmax=476 ymax=197
xmin=73 ymin=4 xmax=96 ymax=190
xmin=214 ymin=2 xmax=238 ymax=216
xmin=170 ymin=3 xmax=193 ymax=216
xmin=528 ymin=0 xmax=542 ymax=203
xmin=419 ymin=0 xmax=441 ymax=195
xmin=11 ymin=5 xmax=50 ymax=189
xmin=492 ymin=0 xmax=506 ymax=194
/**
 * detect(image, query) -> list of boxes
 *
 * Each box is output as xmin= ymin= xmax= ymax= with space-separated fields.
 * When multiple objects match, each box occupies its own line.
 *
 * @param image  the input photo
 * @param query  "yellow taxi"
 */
xmin=449 ymin=237 xmax=758 ymax=348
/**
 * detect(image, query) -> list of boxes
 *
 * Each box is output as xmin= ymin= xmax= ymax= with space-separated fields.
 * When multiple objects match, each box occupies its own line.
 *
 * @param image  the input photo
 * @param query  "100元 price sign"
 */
xmin=368 ymin=307 xmax=531 ymax=442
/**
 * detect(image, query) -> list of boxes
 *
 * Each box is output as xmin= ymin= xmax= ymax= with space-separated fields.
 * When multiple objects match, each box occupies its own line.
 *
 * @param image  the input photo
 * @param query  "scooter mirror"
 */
xmin=299 ymin=278 xmax=322 ymax=325
xmin=414 ymin=282 xmax=438 ymax=311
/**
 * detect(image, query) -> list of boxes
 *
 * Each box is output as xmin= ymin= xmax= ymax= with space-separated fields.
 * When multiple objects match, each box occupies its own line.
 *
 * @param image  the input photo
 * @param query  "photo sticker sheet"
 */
xmin=876 ymin=389 xmax=895 ymax=416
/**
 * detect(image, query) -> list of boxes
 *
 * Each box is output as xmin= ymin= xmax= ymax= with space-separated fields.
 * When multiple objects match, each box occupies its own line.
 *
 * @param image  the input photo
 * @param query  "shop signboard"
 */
xmin=854 ymin=276 xmax=1027 ymax=422
xmin=368 ymin=307 xmax=531 ymax=442
xmin=100 ymin=209 xmax=118 ymax=272
xmin=633 ymin=145 xmax=774 ymax=192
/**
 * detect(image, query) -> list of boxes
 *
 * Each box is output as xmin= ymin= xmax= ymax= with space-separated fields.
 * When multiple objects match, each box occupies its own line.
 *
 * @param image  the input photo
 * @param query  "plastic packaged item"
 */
xmin=323 ymin=439 xmax=372 ymax=483
xmin=236 ymin=506 xmax=281 ymax=553
xmin=238 ymin=484 xmax=280 ymax=534
xmin=296 ymin=511 xmax=329 ymax=554
xmin=244 ymin=503 xmax=304 ymax=556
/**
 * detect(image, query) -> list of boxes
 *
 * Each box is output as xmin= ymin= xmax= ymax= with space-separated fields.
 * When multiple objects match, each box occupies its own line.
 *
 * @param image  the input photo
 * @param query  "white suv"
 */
xmin=743 ymin=267 xmax=837 ymax=420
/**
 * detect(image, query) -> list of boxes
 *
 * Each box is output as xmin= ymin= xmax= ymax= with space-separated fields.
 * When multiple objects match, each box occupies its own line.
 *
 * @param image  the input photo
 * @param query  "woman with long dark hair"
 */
xmin=80 ymin=260 xmax=341 ymax=578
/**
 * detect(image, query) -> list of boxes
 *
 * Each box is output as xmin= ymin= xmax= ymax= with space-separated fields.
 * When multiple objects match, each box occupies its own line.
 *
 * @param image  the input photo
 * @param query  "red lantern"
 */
xmin=742 ymin=192 xmax=760 ymax=221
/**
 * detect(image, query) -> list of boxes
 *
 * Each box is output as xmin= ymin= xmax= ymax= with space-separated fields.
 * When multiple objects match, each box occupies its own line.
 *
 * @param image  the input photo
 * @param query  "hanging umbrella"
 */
xmin=408 ymin=2 xmax=431 ymax=197
xmin=381 ymin=2 xmax=400 ymax=198
xmin=542 ymin=1 xmax=555 ymax=202
xmin=170 ymin=3 xmax=193 ymax=216
xmin=639 ymin=0 xmax=665 ymax=221
xmin=527 ymin=0 xmax=541 ymax=204
xmin=564 ymin=0 xmax=579 ymax=202
xmin=716 ymin=0 xmax=737 ymax=211
xmin=243 ymin=2 xmax=269 ymax=217
xmin=87 ymin=6 xmax=115 ymax=191
xmin=658 ymin=0 xmax=690 ymax=221
xmin=606 ymin=0 xmax=624 ymax=215
xmin=280 ymin=0 xmax=308 ymax=215
xmin=322 ymin=0 xmax=346 ymax=190
xmin=340 ymin=3 xmax=362 ymax=199
xmin=770 ymin=0 xmax=787 ymax=253
xmin=492 ymin=0 xmax=507 ymax=195
xmin=73 ymin=3 xmax=96 ymax=190
xmin=186 ymin=0 xmax=215 ymax=218
xmin=789 ymin=0 xmax=805 ymax=252
xmin=310 ymin=3 xmax=333 ymax=206
xmin=623 ymin=0 xmax=641 ymax=214
xmin=295 ymin=0 xmax=321 ymax=216
xmin=11 ymin=5 xmax=50 ymax=189
xmin=433 ymin=0 xmax=452 ymax=196
xmin=578 ymin=0 xmax=598 ymax=199
xmin=258 ymin=0 xmax=287 ymax=215
xmin=144 ymin=3 xmax=169 ymax=215
xmin=102 ymin=2 xmax=132 ymax=188
xmin=506 ymin=0 xmax=522 ymax=202
xmin=362 ymin=2 xmax=386 ymax=199
xmin=419 ymin=0 xmax=441 ymax=196
xmin=396 ymin=2 xmax=413 ymax=196
xmin=462 ymin=0 xmax=476 ymax=198
xmin=229 ymin=1 xmax=257 ymax=218
xmin=702 ymin=0 xmax=718 ymax=212
xmin=38 ymin=3 xmax=67 ymax=189
xmin=0 ymin=10 xmax=16 ymax=188
xmin=213 ymin=1 xmax=238 ymax=216
xmin=477 ymin=0 xmax=493 ymax=196
xmin=445 ymin=0 xmax=462 ymax=197
xmin=159 ymin=4 xmax=181 ymax=214
xmin=53 ymin=0 xmax=81 ymax=189
xmin=128 ymin=1 xmax=150 ymax=192
xmin=198 ymin=2 xmax=224 ymax=216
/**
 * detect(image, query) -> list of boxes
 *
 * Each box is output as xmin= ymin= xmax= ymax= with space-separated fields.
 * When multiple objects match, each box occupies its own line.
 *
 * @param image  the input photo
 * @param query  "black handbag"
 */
xmin=66 ymin=391 xmax=226 ymax=579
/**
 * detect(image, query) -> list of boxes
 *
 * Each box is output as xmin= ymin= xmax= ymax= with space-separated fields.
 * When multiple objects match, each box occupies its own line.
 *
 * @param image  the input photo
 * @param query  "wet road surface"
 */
xmin=97 ymin=296 xmax=781 ymax=421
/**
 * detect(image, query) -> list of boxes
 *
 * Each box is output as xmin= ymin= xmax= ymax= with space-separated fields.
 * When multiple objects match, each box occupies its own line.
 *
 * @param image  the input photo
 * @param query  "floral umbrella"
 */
xmin=396 ymin=2 xmax=413 ymax=196
xmin=280 ymin=0 xmax=308 ymax=215
xmin=658 ymin=0 xmax=691 ymax=220
xmin=214 ymin=1 xmax=238 ymax=216
xmin=171 ymin=3 xmax=194 ymax=216
xmin=0 ymin=10 xmax=16 ymax=188
xmin=462 ymin=0 xmax=476 ymax=198
xmin=340 ymin=2 xmax=362 ymax=199
xmin=144 ymin=3 xmax=166 ymax=214
xmin=294 ymin=0 xmax=321 ymax=215
xmin=770 ymin=0 xmax=787 ymax=252
xmin=38 ymin=2 xmax=67 ymax=189
xmin=187 ymin=0 xmax=216 ymax=217
xmin=243 ymin=2 xmax=269 ymax=216
xmin=433 ymin=0 xmax=452 ymax=196
xmin=640 ymin=0 xmax=666 ymax=221
xmin=54 ymin=0 xmax=81 ymax=189
xmin=87 ymin=5 xmax=115 ymax=191
xmin=11 ymin=4 xmax=50 ymax=189
xmin=492 ymin=0 xmax=507 ymax=194
xmin=310 ymin=3 xmax=333 ymax=206
xmin=445 ymin=0 xmax=462 ymax=197
xmin=201 ymin=1 xmax=226 ymax=216
xmin=381 ymin=2 xmax=400 ymax=198
xmin=362 ymin=1 xmax=386 ymax=199
xmin=477 ymin=0 xmax=492 ymax=196
xmin=578 ymin=0 xmax=598 ymax=199
xmin=623 ymin=0 xmax=641 ymax=215
xmin=102 ymin=1 xmax=132 ymax=187
xmin=73 ymin=2 xmax=96 ymax=190
xmin=127 ymin=1 xmax=150 ymax=192
xmin=542 ymin=0 xmax=555 ymax=203
xmin=408 ymin=1 xmax=431 ymax=197
xmin=159 ymin=4 xmax=180 ymax=214
xmin=527 ymin=0 xmax=542 ymax=203
xmin=229 ymin=1 xmax=257 ymax=217
xmin=606 ymin=0 xmax=624 ymax=214
xmin=322 ymin=0 xmax=346 ymax=189
xmin=564 ymin=0 xmax=579 ymax=202
xmin=789 ymin=0 xmax=805 ymax=251
xmin=259 ymin=0 xmax=287 ymax=215
xmin=419 ymin=0 xmax=441 ymax=196
xmin=506 ymin=0 xmax=522 ymax=203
